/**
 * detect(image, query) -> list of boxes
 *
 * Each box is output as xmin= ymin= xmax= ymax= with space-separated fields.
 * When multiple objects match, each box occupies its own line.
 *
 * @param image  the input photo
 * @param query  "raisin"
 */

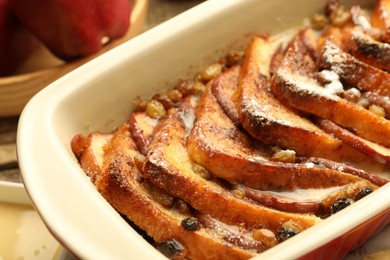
xmin=355 ymin=186 xmax=374 ymax=201
xmin=330 ymin=197 xmax=351 ymax=214
xmin=152 ymin=93 xmax=174 ymax=110
xmin=271 ymin=149 xmax=296 ymax=163
xmin=200 ymin=63 xmax=222 ymax=82
xmin=231 ymin=188 xmax=245 ymax=199
xmin=276 ymin=226 xmax=299 ymax=242
xmin=168 ymin=89 xmax=183 ymax=103
xmin=311 ymin=13 xmax=328 ymax=30
xmin=175 ymin=79 xmax=195 ymax=96
xmin=369 ymin=104 xmax=386 ymax=118
xmin=253 ymin=229 xmax=278 ymax=247
xmin=156 ymin=238 xmax=187 ymax=259
xmin=224 ymin=50 xmax=244 ymax=68
xmin=145 ymin=100 xmax=166 ymax=119
xmin=174 ymin=199 xmax=191 ymax=214
xmin=181 ymin=217 xmax=200 ymax=231
xmin=192 ymin=81 xmax=206 ymax=94
xmin=192 ymin=164 xmax=211 ymax=179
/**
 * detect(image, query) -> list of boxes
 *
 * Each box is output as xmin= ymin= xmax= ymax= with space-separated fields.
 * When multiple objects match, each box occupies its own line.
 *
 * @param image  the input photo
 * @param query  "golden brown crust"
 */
xmin=143 ymin=100 xmax=322 ymax=232
xmin=211 ymin=66 xmax=240 ymax=125
xmin=320 ymin=180 xmax=377 ymax=215
xmin=236 ymin=36 xmax=347 ymax=160
xmin=77 ymin=132 xmax=112 ymax=183
xmin=318 ymin=40 xmax=390 ymax=97
xmin=343 ymin=29 xmax=390 ymax=72
xmin=188 ymin=85 xmax=366 ymax=190
xmin=128 ymin=112 xmax=158 ymax=155
xmin=371 ymin=0 xmax=390 ymax=30
xmin=91 ymin=124 xmax=259 ymax=260
xmin=318 ymin=119 xmax=390 ymax=163
xmin=273 ymin=34 xmax=390 ymax=149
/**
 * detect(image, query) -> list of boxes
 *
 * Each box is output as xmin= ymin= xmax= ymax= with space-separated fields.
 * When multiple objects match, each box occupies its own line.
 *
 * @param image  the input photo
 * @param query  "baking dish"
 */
xmin=17 ymin=0 xmax=389 ymax=259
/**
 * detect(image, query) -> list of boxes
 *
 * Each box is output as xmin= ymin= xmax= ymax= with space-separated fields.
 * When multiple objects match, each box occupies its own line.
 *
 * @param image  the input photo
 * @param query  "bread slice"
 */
xmin=363 ymin=91 xmax=390 ymax=116
xmin=371 ymin=0 xmax=390 ymax=43
xmin=343 ymin=29 xmax=390 ymax=72
xmin=128 ymin=111 xmax=158 ymax=155
xmin=317 ymin=119 xmax=390 ymax=163
xmin=143 ymin=97 xmax=322 ymax=232
xmin=371 ymin=0 xmax=390 ymax=31
xmin=187 ymin=84 xmax=369 ymax=190
xmin=71 ymin=132 xmax=113 ymax=184
xmin=235 ymin=36 xmax=360 ymax=161
xmin=77 ymin=123 xmax=267 ymax=259
xmin=210 ymin=62 xmax=388 ymax=185
xmin=272 ymin=34 xmax=390 ymax=149
xmin=236 ymin=178 xmax=378 ymax=216
xmin=211 ymin=65 xmax=240 ymax=125
xmin=318 ymin=40 xmax=390 ymax=97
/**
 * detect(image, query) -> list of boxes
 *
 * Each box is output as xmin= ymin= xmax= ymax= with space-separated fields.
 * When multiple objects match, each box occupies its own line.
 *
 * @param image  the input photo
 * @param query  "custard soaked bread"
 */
xmin=188 ymin=84 xmax=375 ymax=190
xmin=98 ymin=124 xmax=267 ymax=259
xmin=71 ymin=0 xmax=390 ymax=258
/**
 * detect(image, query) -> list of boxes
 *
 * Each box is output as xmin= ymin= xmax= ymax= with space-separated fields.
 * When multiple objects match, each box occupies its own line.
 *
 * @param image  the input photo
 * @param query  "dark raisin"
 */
xmin=156 ymin=238 xmax=187 ymax=259
xmin=173 ymin=199 xmax=191 ymax=214
xmin=152 ymin=93 xmax=174 ymax=110
xmin=330 ymin=197 xmax=351 ymax=214
xmin=224 ymin=50 xmax=243 ymax=68
xmin=181 ymin=217 xmax=200 ymax=231
xmin=175 ymin=79 xmax=195 ymax=96
xmin=276 ymin=226 xmax=299 ymax=242
xmin=355 ymin=186 xmax=374 ymax=201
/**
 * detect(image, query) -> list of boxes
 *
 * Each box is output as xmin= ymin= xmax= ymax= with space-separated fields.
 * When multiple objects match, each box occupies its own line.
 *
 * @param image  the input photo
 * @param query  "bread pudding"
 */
xmin=71 ymin=0 xmax=390 ymax=258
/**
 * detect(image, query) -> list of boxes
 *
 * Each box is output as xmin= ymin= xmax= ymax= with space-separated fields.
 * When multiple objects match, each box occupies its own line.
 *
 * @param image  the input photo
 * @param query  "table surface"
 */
xmin=0 ymin=0 xmax=389 ymax=259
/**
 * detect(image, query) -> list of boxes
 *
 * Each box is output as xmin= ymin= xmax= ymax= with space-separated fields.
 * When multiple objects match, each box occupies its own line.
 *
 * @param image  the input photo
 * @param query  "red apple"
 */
xmin=11 ymin=0 xmax=131 ymax=60
xmin=0 ymin=0 xmax=37 ymax=76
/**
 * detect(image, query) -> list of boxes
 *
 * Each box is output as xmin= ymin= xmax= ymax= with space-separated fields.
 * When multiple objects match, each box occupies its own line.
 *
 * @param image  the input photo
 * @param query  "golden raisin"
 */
xmin=253 ymin=229 xmax=278 ymax=248
xmin=168 ymin=89 xmax=183 ymax=103
xmin=192 ymin=164 xmax=211 ymax=179
xmin=330 ymin=5 xmax=351 ymax=27
xmin=231 ymin=189 xmax=245 ymax=199
xmin=192 ymin=81 xmax=206 ymax=94
xmin=146 ymin=100 xmax=166 ymax=119
xmin=343 ymin=88 xmax=361 ymax=103
xmin=271 ymin=149 xmax=296 ymax=163
xmin=311 ymin=13 xmax=328 ymax=30
xmin=369 ymin=104 xmax=386 ymax=118
xmin=200 ymin=63 xmax=223 ymax=82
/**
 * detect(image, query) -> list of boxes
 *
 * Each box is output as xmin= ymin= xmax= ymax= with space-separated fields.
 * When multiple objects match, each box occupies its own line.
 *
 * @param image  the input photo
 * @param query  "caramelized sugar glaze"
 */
xmin=71 ymin=1 xmax=390 ymax=259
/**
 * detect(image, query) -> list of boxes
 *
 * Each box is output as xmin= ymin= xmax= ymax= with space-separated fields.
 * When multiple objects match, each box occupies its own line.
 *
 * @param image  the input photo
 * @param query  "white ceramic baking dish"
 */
xmin=17 ymin=0 xmax=390 ymax=259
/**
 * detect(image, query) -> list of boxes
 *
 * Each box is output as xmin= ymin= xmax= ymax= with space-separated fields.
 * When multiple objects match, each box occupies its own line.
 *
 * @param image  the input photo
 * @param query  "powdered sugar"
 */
xmin=322 ymin=41 xmax=346 ymax=66
xmin=356 ymin=15 xmax=372 ymax=31
xmin=280 ymin=68 xmax=339 ymax=99
xmin=319 ymin=70 xmax=344 ymax=95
